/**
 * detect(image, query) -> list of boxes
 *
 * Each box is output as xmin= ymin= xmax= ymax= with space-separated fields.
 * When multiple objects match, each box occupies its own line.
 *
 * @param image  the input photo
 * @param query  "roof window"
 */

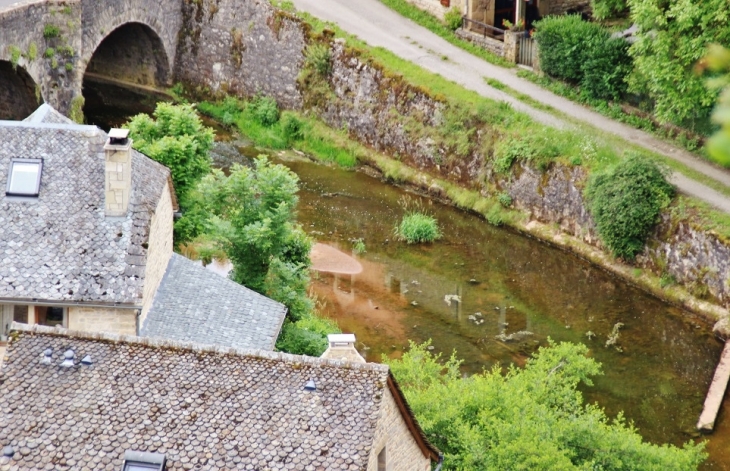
xmin=122 ymin=451 xmax=166 ymax=471
xmin=6 ymin=158 xmax=42 ymax=197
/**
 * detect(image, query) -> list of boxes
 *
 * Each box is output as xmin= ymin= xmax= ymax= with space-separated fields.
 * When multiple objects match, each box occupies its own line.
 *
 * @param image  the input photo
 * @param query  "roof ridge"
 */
xmin=0 ymin=119 xmax=101 ymax=134
xmin=10 ymin=322 xmax=389 ymax=372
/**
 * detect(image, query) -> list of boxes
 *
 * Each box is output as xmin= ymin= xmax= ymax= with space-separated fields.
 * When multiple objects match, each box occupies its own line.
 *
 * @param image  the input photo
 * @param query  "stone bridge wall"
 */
xmin=174 ymin=0 xmax=305 ymax=109
xmin=0 ymin=0 xmax=303 ymax=115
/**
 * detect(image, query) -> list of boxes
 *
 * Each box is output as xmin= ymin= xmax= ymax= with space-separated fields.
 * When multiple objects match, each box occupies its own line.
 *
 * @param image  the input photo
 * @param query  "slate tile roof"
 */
xmin=0 ymin=109 xmax=171 ymax=305
xmin=0 ymin=324 xmax=390 ymax=471
xmin=141 ymin=254 xmax=288 ymax=350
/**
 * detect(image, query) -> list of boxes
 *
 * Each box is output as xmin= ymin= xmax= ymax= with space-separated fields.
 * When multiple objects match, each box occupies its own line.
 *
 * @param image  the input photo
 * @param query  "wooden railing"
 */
xmin=461 ymin=16 xmax=506 ymax=41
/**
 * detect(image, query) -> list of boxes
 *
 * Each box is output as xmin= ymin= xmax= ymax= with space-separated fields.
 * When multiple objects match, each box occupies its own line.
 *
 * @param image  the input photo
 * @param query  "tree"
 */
xmin=386 ymin=341 xmax=707 ymax=470
xmin=705 ymin=45 xmax=730 ymax=165
xmin=126 ymin=103 xmax=214 ymax=204
xmin=192 ymin=157 xmax=338 ymax=355
xmin=627 ymin=0 xmax=730 ymax=127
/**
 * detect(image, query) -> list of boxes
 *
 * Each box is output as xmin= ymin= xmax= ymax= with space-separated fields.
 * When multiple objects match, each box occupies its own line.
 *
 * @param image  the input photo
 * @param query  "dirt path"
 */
xmin=290 ymin=0 xmax=730 ymax=213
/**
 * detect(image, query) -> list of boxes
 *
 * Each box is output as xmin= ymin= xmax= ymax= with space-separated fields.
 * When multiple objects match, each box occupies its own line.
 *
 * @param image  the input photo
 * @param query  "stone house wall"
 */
xmin=455 ymin=28 xmax=505 ymax=56
xmin=368 ymin=386 xmax=431 ymax=471
xmin=140 ymin=180 xmax=174 ymax=325
xmin=67 ymin=307 xmax=137 ymax=335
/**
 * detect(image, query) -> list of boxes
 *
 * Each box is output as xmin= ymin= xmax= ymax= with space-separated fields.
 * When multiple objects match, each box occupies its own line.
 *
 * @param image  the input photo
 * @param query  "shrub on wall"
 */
xmin=534 ymin=15 xmax=631 ymax=101
xmin=585 ymin=155 xmax=674 ymax=261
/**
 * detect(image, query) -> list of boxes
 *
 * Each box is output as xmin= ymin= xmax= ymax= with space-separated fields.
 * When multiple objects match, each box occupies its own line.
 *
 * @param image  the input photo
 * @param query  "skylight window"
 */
xmin=122 ymin=451 xmax=166 ymax=471
xmin=6 ymin=159 xmax=42 ymax=197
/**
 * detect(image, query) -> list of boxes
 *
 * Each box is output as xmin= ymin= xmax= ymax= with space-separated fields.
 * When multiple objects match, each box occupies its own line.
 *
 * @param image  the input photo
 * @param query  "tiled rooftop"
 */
xmin=0 ymin=107 xmax=172 ymax=305
xmin=0 ymin=325 xmax=390 ymax=470
xmin=141 ymin=254 xmax=288 ymax=350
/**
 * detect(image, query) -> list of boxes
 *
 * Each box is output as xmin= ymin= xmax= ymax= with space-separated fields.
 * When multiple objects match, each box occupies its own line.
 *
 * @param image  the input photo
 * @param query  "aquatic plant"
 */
xmin=605 ymin=322 xmax=624 ymax=349
xmin=394 ymin=212 xmax=441 ymax=244
xmin=351 ymin=238 xmax=366 ymax=255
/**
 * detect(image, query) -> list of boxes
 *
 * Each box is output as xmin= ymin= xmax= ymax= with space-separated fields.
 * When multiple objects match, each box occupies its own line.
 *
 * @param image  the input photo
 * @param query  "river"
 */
xmin=84 ymin=89 xmax=730 ymax=469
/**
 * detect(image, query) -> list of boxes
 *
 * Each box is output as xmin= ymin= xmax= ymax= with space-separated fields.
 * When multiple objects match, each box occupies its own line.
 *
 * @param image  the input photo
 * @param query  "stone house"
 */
xmin=0 ymin=105 xmax=287 ymax=351
xmin=408 ymin=0 xmax=590 ymax=26
xmin=0 ymin=324 xmax=441 ymax=470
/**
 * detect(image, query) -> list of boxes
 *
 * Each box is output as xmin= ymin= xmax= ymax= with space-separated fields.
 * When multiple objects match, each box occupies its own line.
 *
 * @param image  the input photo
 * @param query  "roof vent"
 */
xmin=2 ymin=446 xmax=13 ymax=457
xmin=304 ymin=379 xmax=317 ymax=391
xmin=40 ymin=348 xmax=52 ymax=365
xmin=108 ymin=128 xmax=130 ymax=146
xmin=81 ymin=355 xmax=93 ymax=366
xmin=59 ymin=349 xmax=75 ymax=368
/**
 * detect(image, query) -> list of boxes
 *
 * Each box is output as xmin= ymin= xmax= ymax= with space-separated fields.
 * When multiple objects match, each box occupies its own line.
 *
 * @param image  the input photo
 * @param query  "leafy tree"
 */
xmin=196 ymin=157 xmax=312 ymax=312
xmin=627 ymin=0 xmax=730 ymax=127
xmin=591 ymin=0 xmax=629 ymax=20
xmin=192 ymin=157 xmax=339 ymax=355
xmin=126 ymin=103 xmax=214 ymax=203
xmin=705 ymin=45 xmax=730 ymax=165
xmin=386 ymin=341 xmax=707 ymax=470
xmin=585 ymin=155 xmax=673 ymax=260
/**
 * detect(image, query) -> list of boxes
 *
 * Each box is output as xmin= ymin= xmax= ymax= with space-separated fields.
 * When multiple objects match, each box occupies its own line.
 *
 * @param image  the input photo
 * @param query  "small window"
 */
xmin=6 ymin=159 xmax=43 ymax=197
xmin=378 ymin=446 xmax=386 ymax=471
xmin=13 ymin=305 xmax=28 ymax=324
xmin=36 ymin=306 xmax=65 ymax=327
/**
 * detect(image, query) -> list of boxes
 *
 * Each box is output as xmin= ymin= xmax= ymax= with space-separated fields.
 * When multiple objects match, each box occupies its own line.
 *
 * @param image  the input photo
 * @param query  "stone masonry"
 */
xmin=104 ymin=138 xmax=133 ymax=217
xmin=140 ymin=179 xmax=175 ymax=324
xmin=174 ymin=0 xmax=305 ymax=108
xmin=67 ymin=306 xmax=137 ymax=335
xmin=368 ymin=387 xmax=432 ymax=471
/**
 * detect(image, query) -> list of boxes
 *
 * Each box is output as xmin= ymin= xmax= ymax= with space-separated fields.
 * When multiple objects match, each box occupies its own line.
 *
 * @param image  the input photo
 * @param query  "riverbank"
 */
xmin=198 ymin=98 xmax=729 ymax=330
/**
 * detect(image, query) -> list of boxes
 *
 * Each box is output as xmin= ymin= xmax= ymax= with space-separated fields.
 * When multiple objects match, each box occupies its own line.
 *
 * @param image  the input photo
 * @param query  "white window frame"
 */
xmin=6 ymin=158 xmax=43 ymax=197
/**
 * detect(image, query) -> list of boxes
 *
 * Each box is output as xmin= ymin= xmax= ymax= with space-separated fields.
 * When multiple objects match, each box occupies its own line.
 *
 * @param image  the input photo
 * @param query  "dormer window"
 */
xmin=6 ymin=158 xmax=42 ymax=197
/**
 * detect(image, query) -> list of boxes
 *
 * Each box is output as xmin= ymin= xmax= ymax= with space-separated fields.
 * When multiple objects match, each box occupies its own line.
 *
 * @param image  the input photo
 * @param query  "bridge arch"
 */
xmin=0 ymin=62 xmax=41 ymax=120
xmin=84 ymin=22 xmax=171 ymax=88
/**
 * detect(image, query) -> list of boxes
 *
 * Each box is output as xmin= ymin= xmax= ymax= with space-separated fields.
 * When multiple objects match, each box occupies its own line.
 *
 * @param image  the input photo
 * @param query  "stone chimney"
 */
xmin=320 ymin=334 xmax=366 ymax=363
xmin=104 ymin=128 xmax=132 ymax=217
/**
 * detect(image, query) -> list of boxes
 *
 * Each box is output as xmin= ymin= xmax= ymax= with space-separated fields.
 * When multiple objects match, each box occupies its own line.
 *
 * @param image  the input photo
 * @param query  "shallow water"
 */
xmin=281 ymin=158 xmax=730 ymax=469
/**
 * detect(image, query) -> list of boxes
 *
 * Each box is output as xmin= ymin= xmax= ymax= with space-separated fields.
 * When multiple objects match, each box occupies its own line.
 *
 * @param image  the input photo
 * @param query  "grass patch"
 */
xmin=394 ymin=212 xmax=442 ymax=243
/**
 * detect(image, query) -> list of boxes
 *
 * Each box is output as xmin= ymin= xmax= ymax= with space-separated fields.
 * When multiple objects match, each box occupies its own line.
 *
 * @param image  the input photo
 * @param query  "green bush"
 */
xmin=580 ymin=37 xmax=631 ymax=101
xmin=305 ymin=43 xmax=332 ymax=77
xmin=585 ymin=155 xmax=674 ymax=260
xmin=248 ymin=95 xmax=280 ymax=126
xmin=534 ymin=16 xmax=604 ymax=83
xmin=534 ymin=15 xmax=631 ymax=101
xmin=493 ymin=137 xmax=535 ymax=173
xmin=395 ymin=212 xmax=442 ymax=244
xmin=276 ymin=313 xmax=341 ymax=356
xmin=281 ymin=113 xmax=304 ymax=143
xmin=498 ymin=192 xmax=513 ymax=207
xmin=443 ymin=7 xmax=462 ymax=32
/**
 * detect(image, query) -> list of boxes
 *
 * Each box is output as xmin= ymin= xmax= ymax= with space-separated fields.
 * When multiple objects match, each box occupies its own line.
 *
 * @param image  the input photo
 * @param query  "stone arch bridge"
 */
xmin=0 ymin=0 xmax=305 ymax=119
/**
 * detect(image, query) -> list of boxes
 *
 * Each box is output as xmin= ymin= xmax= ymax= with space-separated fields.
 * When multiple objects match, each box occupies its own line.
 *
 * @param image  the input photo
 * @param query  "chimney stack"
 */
xmin=104 ymin=128 xmax=132 ymax=217
xmin=320 ymin=334 xmax=366 ymax=363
